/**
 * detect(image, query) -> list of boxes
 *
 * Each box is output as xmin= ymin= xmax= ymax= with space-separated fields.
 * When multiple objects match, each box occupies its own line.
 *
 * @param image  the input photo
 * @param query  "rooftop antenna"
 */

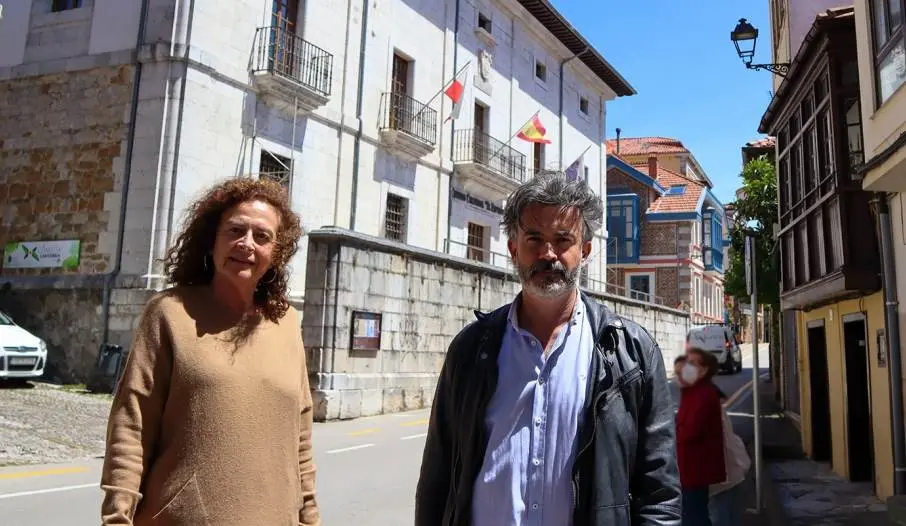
xmin=615 ymin=127 xmax=621 ymax=154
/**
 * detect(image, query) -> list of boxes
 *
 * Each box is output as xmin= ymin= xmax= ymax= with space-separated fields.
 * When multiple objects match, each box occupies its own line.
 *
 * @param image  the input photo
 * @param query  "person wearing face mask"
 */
xmin=675 ymin=348 xmax=726 ymax=526
xmin=415 ymin=172 xmax=680 ymax=526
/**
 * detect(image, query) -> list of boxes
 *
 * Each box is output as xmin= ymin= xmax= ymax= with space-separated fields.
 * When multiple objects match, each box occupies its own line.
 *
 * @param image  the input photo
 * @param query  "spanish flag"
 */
xmin=516 ymin=114 xmax=552 ymax=144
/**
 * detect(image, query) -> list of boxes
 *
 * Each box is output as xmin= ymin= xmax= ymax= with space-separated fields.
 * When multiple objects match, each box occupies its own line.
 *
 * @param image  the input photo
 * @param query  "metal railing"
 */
xmin=452 ymin=129 xmax=527 ymax=183
xmin=584 ymin=277 xmax=667 ymax=306
xmin=379 ymin=92 xmax=438 ymax=146
xmin=445 ymin=239 xmax=513 ymax=269
xmin=253 ymin=26 xmax=334 ymax=97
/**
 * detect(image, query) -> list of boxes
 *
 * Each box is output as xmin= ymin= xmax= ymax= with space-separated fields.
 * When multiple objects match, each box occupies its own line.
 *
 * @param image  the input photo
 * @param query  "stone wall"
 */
xmin=302 ymin=227 xmax=691 ymax=421
xmin=0 ymin=65 xmax=133 ymax=276
xmin=0 ymin=279 xmax=155 ymax=383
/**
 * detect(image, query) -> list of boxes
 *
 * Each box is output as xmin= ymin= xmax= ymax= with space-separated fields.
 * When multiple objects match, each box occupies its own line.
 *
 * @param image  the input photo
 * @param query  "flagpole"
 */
xmin=566 ymin=144 xmax=593 ymax=170
xmin=485 ymin=109 xmax=541 ymax=167
xmin=408 ymin=61 xmax=471 ymax=124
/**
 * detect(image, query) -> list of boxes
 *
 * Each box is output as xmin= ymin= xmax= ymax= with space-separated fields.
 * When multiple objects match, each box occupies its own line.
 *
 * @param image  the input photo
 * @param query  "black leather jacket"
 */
xmin=414 ymin=293 xmax=681 ymax=526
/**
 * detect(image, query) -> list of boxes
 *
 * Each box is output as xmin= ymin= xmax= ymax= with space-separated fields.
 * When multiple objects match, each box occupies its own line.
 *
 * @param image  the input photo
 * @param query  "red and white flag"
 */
xmin=444 ymin=69 xmax=469 ymax=122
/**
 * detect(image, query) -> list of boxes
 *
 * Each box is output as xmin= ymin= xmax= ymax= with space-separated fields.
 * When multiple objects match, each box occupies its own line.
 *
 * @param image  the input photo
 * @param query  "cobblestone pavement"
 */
xmin=0 ymin=382 xmax=111 ymax=466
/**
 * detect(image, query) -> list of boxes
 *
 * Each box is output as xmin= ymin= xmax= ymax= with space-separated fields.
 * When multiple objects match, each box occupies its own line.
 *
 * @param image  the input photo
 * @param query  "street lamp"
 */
xmin=730 ymin=18 xmax=790 ymax=77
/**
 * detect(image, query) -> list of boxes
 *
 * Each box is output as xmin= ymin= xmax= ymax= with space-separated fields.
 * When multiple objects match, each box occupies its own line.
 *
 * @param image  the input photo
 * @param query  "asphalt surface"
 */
xmin=0 ymin=344 xmax=767 ymax=525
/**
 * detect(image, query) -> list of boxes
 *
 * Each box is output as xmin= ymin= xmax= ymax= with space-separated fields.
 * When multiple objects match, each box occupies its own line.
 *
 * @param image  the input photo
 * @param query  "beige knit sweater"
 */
xmin=100 ymin=286 xmax=320 ymax=526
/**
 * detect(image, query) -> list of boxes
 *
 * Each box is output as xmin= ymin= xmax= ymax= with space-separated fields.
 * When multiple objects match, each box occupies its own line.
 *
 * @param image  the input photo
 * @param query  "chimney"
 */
xmin=648 ymin=155 xmax=658 ymax=179
xmin=615 ymin=127 xmax=621 ymax=154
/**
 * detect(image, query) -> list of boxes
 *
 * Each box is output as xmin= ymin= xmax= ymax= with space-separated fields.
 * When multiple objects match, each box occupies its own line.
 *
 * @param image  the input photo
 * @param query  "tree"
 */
xmin=724 ymin=155 xmax=783 ymax=400
xmin=724 ymin=156 xmax=780 ymax=307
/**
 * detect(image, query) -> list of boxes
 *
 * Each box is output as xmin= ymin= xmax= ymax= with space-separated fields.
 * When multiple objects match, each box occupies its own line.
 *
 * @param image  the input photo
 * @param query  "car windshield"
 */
xmin=0 ymin=311 xmax=14 ymax=326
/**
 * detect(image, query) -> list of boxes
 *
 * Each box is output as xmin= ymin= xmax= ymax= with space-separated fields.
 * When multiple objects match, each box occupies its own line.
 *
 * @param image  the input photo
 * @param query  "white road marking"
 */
xmin=0 ymin=483 xmax=97 ymax=500
xmin=326 ymin=444 xmax=375 ymax=454
xmin=401 ymin=433 xmax=428 ymax=441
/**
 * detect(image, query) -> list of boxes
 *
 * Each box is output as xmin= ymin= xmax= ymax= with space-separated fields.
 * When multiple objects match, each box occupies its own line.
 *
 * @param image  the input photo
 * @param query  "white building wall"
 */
xmin=1 ymin=0 xmax=620 ymax=297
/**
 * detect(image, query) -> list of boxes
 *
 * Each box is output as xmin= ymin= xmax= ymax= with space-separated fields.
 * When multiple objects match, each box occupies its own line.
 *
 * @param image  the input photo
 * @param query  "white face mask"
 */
xmin=680 ymin=363 xmax=700 ymax=385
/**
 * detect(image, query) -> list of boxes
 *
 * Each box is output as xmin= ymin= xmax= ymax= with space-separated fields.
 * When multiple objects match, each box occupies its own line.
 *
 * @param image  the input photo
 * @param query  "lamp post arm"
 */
xmin=746 ymin=62 xmax=791 ymax=77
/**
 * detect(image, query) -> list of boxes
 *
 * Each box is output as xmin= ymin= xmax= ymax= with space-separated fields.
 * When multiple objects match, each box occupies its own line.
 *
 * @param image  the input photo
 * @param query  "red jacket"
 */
xmin=676 ymin=381 xmax=727 ymax=489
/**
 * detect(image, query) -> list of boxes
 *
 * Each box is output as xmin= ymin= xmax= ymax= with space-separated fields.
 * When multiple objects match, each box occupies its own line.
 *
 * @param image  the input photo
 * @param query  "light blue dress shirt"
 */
xmin=471 ymin=295 xmax=594 ymax=526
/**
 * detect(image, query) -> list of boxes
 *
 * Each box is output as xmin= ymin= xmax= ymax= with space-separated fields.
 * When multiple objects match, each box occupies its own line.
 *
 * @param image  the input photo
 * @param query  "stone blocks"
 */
xmin=303 ymin=228 xmax=690 ymax=421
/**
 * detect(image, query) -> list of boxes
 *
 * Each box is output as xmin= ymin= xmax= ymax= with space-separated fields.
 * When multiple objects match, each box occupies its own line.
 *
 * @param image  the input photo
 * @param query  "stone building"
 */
xmin=0 ymin=0 xmax=633 ymax=382
xmin=603 ymin=137 xmax=727 ymax=324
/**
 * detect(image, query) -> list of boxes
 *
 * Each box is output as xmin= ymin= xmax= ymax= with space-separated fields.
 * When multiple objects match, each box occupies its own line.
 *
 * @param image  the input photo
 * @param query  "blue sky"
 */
xmin=551 ymin=0 xmax=775 ymax=204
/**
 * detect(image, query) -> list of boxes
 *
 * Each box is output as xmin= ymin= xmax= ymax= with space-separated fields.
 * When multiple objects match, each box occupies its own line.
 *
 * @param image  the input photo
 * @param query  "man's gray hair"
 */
xmin=502 ymin=170 xmax=604 ymax=243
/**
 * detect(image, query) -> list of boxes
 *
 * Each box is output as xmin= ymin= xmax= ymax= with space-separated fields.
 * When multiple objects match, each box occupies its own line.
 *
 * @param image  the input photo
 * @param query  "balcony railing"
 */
xmin=452 ymin=129 xmax=527 ymax=182
xmin=253 ymin=26 xmax=333 ymax=96
xmin=703 ymin=247 xmax=724 ymax=271
xmin=379 ymin=92 xmax=438 ymax=146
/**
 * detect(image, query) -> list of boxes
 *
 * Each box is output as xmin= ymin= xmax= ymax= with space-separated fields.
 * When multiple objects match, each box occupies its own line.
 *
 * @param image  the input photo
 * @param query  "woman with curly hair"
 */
xmin=100 ymin=178 xmax=320 ymax=526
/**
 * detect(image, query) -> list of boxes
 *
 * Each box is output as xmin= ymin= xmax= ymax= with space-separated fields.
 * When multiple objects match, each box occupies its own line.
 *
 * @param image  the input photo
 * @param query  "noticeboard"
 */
xmin=351 ymin=311 xmax=382 ymax=352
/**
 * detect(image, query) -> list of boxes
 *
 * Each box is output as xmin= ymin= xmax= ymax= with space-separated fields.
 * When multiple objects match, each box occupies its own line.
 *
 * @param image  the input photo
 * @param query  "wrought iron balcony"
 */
xmin=252 ymin=26 xmax=333 ymax=113
xmin=378 ymin=92 xmax=438 ymax=159
xmin=452 ymin=129 xmax=527 ymax=201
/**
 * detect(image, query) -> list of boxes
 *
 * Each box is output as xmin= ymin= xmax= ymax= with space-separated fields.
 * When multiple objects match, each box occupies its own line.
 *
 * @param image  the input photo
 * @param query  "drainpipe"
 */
xmin=99 ymin=0 xmax=151 ymax=345
xmin=873 ymin=194 xmax=906 ymax=495
xmin=348 ymin=0 xmax=370 ymax=231
xmin=558 ymin=46 xmax=589 ymax=169
xmin=444 ymin=0 xmax=461 ymax=254
xmin=146 ymin=0 xmax=196 ymax=289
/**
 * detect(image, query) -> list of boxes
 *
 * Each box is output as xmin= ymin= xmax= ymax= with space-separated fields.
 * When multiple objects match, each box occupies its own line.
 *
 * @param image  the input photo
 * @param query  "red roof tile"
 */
xmin=631 ymin=163 xmax=704 ymax=214
xmin=606 ymin=136 xmax=690 ymax=156
xmin=746 ymin=137 xmax=776 ymax=148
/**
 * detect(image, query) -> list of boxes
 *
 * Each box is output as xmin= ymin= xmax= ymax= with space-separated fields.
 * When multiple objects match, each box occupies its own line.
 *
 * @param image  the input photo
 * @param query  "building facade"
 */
xmin=0 ymin=0 xmax=634 ymax=382
xmin=762 ymin=6 xmax=894 ymax=500
xmin=853 ymin=0 xmax=906 ymax=499
xmin=603 ymin=138 xmax=727 ymax=324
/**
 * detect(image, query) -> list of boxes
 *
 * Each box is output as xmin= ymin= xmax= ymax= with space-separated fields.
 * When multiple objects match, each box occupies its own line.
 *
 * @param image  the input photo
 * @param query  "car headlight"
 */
xmin=39 ymin=340 xmax=47 ymax=354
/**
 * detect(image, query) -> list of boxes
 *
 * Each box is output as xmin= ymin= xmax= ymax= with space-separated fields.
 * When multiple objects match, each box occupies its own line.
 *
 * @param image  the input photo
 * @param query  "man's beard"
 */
xmin=516 ymin=259 xmax=581 ymax=299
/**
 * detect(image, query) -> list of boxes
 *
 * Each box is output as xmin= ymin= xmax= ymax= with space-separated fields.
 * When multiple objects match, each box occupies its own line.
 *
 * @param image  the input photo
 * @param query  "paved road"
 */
xmin=0 ymin=344 xmax=768 ymax=525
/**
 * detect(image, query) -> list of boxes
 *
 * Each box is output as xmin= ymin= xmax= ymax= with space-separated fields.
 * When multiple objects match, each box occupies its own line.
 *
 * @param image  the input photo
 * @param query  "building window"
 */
xmin=52 ymin=0 xmax=82 ymax=11
xmin=844 ymin=97 xmax=864 ymax=176
xmin=606 ymin=194 xmax=639 ymax=264
xmin=871 ymin=0 xmax=906 ymax=103
xmin=535 ymin=60 xmax=548 ymax=82
xmin=626 ymin=274 xmax=653 ymax=302
xmin=384 ymin=194 xmax=408 ymax=242
xmin=533 ymin=142 xmax=545 ymax=174
xmin=666 ymin=184 xmax=687 ymax=195
xmin=467 ymin=222 xmax=487 ymax=263
xmin=478 ymin=12 xmax=492 ymax=33
xmin=579 ymin=97 xmax=589 ymax=115
xmin=259 ymin=150 xmax=291 ymax=189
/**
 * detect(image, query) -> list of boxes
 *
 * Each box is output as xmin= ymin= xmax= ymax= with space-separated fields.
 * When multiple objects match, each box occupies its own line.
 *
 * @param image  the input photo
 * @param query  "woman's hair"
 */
xmin=685 ymin=347 xmax=720 ymax=380
xmin=163 ymin=177 xmax=303 ymax=322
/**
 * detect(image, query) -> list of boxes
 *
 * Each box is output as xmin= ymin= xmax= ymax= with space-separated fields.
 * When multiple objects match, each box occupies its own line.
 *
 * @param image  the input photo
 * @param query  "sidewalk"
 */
xmin=740 ymin=377 xmax=891 ymax=525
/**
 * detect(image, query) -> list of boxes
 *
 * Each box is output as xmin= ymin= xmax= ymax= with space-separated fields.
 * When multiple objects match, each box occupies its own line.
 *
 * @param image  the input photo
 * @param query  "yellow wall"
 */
xmin=797 ymin=292 xmax=893 ymax=499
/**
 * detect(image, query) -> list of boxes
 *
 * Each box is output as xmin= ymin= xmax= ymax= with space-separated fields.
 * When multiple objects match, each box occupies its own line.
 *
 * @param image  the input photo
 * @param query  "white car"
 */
xmin=686 ymin=324 xmax=743 ymax=374
xmin=0 ymin=310 xmax=48 ymax=381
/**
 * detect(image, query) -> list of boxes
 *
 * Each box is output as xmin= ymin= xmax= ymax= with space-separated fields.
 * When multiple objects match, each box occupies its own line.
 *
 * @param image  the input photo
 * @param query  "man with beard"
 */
xmin=415 ymin=172 xmax=680 ymax=526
